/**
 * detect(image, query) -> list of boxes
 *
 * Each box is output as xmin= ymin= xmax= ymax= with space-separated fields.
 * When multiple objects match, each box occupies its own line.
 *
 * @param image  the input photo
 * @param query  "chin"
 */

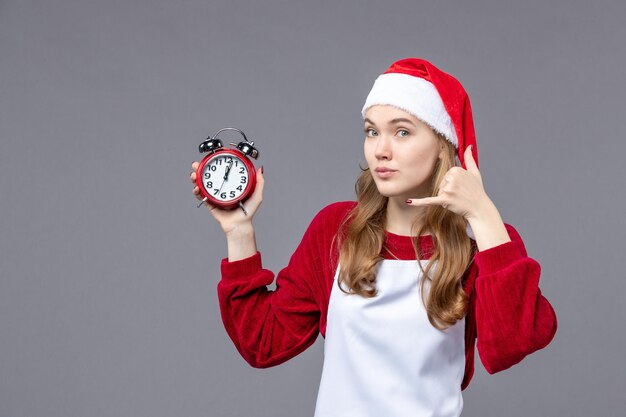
xmin=375 ymin=186 xmax=407 ymax=199
xmin=376 ymin=184 xmax=427 ymax=201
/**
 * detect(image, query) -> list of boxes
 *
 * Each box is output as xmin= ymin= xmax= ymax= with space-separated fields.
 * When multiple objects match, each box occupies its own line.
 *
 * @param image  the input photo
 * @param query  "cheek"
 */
xmin=405 ymin=147 xmax=439 ymax=175
xmin=363 ymin=141 xmax=375 ymax=162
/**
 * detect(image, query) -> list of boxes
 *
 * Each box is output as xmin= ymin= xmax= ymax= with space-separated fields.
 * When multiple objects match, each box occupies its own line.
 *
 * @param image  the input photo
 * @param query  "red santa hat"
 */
xmin=361 ymin=58 xmax=478 ymax=169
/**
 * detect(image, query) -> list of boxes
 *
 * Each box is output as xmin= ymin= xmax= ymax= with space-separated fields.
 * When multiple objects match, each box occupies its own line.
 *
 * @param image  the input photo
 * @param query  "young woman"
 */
xmin=189 ymin=58 xmax=558 ymax=416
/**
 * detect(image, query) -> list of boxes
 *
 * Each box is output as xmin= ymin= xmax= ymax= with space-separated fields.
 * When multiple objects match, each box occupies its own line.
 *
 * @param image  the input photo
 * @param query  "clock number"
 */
xmin=239 ymin=167 xmax=245 ymax=174
xmin=213 ymin=189 xmax=219 ymax=195
xmin=221 ymin=192 xmax=227 ymax=199
xmin=205 ymin=181 xmax=213 ymax=188
xmin=204 ymin=172 xmax=211 ymax=179
xmin=209 ymin=165 xmax=217 ymax=172
xmin=236 ymin=185 xmax=243 ymax=191
xmin=240 ymin=177 xmax=247 ymax=184
xmin=229 ymin=191 xmax=236 ymax=198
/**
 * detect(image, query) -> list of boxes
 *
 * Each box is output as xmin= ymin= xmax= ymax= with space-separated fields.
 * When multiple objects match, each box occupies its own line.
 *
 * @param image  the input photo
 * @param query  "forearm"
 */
xmin=467 ymin=198 xmax=511 ymax=252
xmin=471 ymin=223 xmax=558 ymax=373
xmin=219 ymin=207 xmax=329 ymax=367
xmin=226 ymin=224 xmax=258 ymax=262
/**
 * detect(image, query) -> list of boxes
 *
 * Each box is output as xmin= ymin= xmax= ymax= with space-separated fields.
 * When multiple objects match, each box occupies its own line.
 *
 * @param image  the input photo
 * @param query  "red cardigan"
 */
xmin=217 ymin=201 xmax=558 ymax=390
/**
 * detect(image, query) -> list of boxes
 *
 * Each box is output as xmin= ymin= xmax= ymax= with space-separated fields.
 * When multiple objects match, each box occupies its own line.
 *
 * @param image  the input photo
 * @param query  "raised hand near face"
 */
xmin=405 ymin=145 xmax=491 ymax=221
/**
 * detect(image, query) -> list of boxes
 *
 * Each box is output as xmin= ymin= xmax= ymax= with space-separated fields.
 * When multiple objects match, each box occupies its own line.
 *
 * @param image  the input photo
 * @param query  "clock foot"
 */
xmin=196 ymin=196 xmax=208 ymax=208
xmin=239 ymin=202 xmax=248 ymax=216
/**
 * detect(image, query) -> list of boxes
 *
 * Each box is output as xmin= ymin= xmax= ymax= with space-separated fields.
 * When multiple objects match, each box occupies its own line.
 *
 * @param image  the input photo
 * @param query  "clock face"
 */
xmin=201 ymin=153 xmax=249 ymax=202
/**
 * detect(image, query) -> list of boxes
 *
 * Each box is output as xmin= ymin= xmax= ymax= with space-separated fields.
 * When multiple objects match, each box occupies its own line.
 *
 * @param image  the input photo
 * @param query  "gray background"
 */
xmin=1 ymin=0 xmax=624 ymax=416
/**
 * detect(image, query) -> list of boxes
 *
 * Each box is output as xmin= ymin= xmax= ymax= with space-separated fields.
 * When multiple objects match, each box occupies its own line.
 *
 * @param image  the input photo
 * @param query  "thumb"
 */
xmin=464 ymin=145 xmax=479 ymax=173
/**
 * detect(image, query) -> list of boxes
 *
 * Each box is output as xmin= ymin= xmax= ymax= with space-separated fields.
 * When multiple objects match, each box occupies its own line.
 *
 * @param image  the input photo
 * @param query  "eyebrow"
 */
xmin=364 ymin=117 xmax=416 ymax=126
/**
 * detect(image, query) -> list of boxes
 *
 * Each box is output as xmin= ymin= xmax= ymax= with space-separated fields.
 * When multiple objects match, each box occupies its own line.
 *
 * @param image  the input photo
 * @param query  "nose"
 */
xmin=374 ymin=134 xmax=392 ymax=160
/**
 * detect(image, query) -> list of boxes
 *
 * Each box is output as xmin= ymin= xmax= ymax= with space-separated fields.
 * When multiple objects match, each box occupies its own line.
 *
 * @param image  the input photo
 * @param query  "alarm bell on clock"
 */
xmin=195 ymin=127 xmax=260 ymax=215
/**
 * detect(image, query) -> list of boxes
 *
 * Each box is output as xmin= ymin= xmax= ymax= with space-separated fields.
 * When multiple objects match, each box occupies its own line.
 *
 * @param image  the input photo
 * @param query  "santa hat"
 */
xmin=361 ymin=58 xmax=478 ymax=169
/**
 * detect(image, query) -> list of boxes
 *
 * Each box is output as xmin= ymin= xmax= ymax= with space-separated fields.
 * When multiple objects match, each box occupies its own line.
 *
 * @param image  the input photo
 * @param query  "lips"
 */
xmin=375 ymin=167 xmax=397 ymax=178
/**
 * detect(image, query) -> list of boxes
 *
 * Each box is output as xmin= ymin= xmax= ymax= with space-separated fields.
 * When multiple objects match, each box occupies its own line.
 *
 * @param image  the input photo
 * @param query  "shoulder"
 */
xmin=294 ymin=202 xmax=357 ymax=263
xmin=309 ymin=201 xmax=357 ymax=227
xmin=299 ymin=201 xmax=357 ymax=246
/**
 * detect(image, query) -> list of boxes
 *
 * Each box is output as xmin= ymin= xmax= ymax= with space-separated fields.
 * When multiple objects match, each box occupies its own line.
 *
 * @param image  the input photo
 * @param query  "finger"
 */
xmin=193 ymin=186 xmax=203 ymax=201
xmin=405 ymin=196 xmax=446 ymax=207
xmin=464 ymin=145 xmax=479 ymax=173
xmin=191 ymin=161 xmax=199 ymax=170
xmin=242 ymin=166 xmax=265 ymax=213
xmin=251 ymin=165 xmax=265 ymax=199
xmin=190 ymin=171 xmax=196 ymax=183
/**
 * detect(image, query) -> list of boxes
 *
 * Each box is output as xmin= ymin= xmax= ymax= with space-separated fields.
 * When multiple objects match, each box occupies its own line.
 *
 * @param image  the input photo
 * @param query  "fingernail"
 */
xmin=260 ymin=165 xmax=264 ymax=174
xmin=406 ymin=199 xmax=412 ymax=204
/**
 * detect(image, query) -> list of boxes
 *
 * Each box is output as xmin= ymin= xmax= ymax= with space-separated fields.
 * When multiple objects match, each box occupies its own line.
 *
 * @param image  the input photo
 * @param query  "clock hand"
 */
xmin=214 ymin=160 xmax=235 ymax=198
xmin=216 ymin=161 xmax=234 ymax=195
xmin=217 ymin=178 xmax=226 ymax=194
xmin=223 ymin=160 xmax=233 ymax=180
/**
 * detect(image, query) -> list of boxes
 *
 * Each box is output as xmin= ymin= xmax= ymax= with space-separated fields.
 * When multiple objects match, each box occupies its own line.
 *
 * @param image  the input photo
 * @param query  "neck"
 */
xmin=384 ymin=197 xmax=430 ymax=236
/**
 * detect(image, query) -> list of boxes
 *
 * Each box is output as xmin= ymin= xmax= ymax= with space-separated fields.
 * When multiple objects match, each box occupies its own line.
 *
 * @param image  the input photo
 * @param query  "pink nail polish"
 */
xmin=406 ymin=199 xmax=412 ymax=204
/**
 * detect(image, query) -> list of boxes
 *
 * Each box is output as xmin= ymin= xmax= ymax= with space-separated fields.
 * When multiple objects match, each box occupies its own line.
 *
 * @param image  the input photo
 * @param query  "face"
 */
xmin=363 ymin=105 xmax=444 ymax=201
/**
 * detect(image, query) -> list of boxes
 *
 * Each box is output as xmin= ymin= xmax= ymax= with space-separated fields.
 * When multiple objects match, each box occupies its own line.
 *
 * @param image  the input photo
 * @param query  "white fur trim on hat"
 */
xmin=361 ymin=73 xmax=458 ymax=148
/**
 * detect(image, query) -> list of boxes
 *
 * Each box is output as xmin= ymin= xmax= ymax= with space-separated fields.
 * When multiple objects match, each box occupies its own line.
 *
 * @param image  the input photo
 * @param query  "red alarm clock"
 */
xmin=195 ymin=128 xmax=259 ymax=214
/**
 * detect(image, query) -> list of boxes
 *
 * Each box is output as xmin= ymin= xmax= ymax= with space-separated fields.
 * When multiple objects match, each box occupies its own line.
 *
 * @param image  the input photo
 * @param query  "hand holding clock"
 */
xmin=190 ymin=161 xmax=265 ymax=237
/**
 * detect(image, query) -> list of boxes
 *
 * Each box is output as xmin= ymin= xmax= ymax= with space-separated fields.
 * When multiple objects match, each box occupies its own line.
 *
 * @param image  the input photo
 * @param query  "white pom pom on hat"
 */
xmin=362 ymin=58 xmax=478 ymax=169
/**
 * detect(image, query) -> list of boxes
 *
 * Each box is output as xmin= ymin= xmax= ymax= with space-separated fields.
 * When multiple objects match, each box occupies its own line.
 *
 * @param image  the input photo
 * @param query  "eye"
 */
xmin=364 ymin=128 xmax=378 ymax=137
xmin=397 ymin=129 xmax=410 ymax=137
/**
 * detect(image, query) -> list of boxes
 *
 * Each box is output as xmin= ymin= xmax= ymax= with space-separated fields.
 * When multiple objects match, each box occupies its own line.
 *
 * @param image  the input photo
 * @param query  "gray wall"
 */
xmin=1 ymin=0 xmax=624 ymax=416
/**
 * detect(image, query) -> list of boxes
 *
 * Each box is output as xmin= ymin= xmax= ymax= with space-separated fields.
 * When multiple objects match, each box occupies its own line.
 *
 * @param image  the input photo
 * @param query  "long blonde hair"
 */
xmin=331 ymin=134 xmax=476 ymax=330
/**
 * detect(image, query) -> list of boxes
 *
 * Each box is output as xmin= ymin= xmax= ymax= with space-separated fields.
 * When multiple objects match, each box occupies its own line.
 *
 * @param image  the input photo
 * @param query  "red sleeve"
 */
xmin=472 ymin=223 xmax=558 ymax=374
xmin=216 ymin=203 xmax=350 ymax=368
